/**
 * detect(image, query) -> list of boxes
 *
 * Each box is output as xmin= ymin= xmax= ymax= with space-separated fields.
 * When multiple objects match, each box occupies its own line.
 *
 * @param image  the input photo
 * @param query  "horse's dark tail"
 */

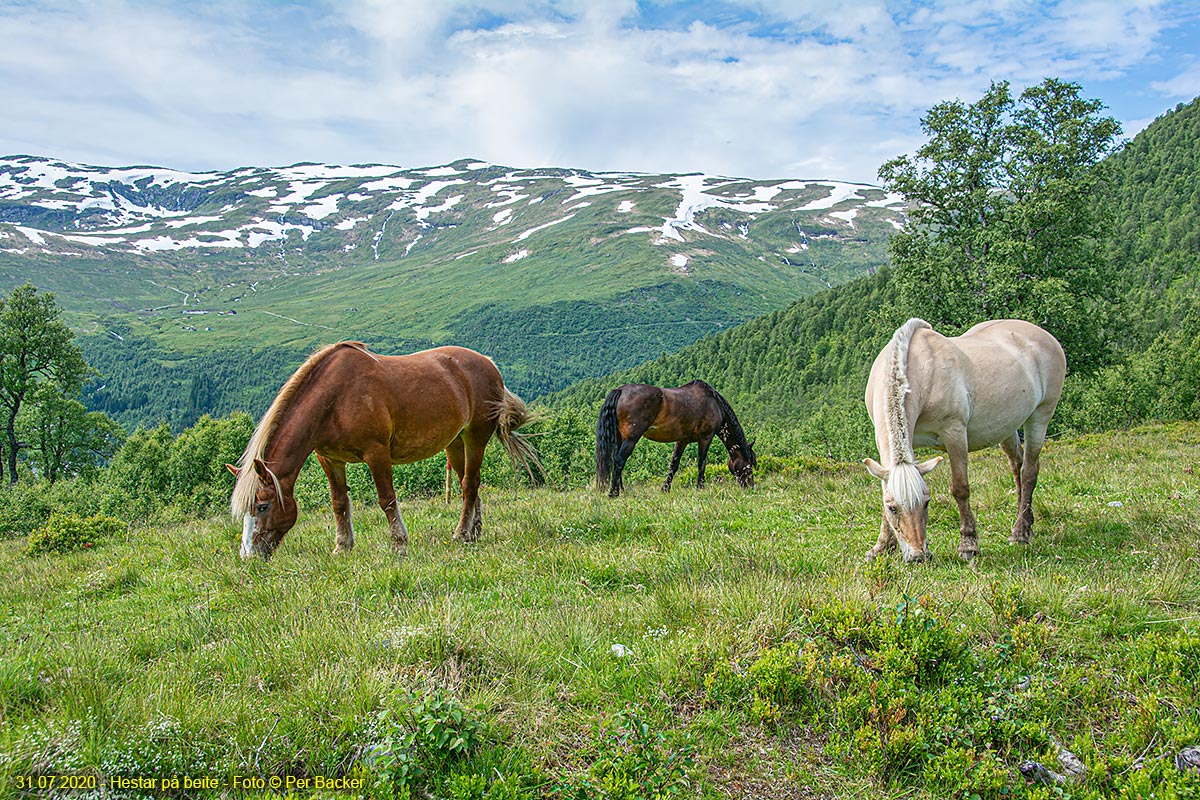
xmin=595 ymin=388 xmax=622 ymax=490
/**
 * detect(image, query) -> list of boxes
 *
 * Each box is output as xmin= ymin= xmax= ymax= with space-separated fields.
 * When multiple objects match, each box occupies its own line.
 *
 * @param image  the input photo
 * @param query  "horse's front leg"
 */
xmin=317 ymin=455 xmax=354 ymax=554
xmin=864 ymin=517 xmax=897 ymax=562
xmin=365 ymin=450 xmax=408 ymax=556
xmin=696 ymin=437 xmax=712 ymax=488
xmin=945 ymin=432 xmax=978 ymax=560
xmin=662 ymin=442 xmax=686 ymax=492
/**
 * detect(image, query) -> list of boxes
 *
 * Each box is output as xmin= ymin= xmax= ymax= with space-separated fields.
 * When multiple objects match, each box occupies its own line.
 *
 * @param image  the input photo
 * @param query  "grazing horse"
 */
xmin=863 ymin=318 xmax=1066 ymax=563
xmin=228 ymin=342 xmax=539 ymax=560
xmin=595 ymin=380 xmax=756 ymax=497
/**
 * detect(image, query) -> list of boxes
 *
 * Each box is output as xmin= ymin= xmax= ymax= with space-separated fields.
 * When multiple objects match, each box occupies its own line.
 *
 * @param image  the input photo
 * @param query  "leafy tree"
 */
xmin=0 ymin=284 xmax=93 ymax=482
xmin=18 ymin=383 xmax=125 ymax=483
xmin=878 ymin=79 xmax=1122 ymax=372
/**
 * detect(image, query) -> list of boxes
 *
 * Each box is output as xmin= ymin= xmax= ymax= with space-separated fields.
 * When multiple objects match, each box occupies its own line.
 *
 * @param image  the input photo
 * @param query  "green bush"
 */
xmin=24 ymin=512 xmax=125 ymax=556
xmin=0 ymin=478 xmax=102 ymax=539
xmin=365 ymin=688 xmax=486 ymax=799
xmin=97 ymin=413 xmax=254 ymax=518
xmin=556 ymin=706 xmax=696 ymax=800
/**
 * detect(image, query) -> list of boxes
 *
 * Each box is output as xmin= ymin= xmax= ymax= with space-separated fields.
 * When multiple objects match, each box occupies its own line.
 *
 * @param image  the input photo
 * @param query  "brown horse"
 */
xmin=595 ymin=380 xmax=756 ymax=497
xmin=228 ymin=342 xmax=539 ymax=559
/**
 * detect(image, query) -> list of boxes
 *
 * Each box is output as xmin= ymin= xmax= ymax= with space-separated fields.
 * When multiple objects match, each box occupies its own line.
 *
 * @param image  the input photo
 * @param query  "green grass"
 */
xmin=1 ymin=423 xmax=1198 ymax=798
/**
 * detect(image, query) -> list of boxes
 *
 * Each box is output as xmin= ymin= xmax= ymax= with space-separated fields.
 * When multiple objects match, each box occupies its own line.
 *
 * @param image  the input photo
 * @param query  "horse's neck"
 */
xmin=715 ymin=417 xmax=742 ymax=454
xmin=263 ymin=408 xmax=321 ymax=486
xmin=884 ymin=361 xmax=920 ymax=468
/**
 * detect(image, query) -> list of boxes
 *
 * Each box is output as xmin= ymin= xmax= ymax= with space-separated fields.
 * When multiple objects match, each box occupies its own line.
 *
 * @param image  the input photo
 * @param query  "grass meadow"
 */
xmin=1 ymin=423 xmax=1198 ymax=799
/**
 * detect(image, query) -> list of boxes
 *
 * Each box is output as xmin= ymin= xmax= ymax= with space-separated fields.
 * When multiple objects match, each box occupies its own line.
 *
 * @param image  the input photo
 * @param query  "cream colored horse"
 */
xmin=863 ymin=319 xmax=1066 ymax=562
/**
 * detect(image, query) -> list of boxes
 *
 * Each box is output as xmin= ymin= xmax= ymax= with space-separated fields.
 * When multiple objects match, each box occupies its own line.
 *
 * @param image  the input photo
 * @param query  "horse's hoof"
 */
xmin=863 ymin=548 xmax=877 ymax=564
xmin=1009 ymin=536 xmax=1030 ymax=546
xmin=958 ymin=548 xmax=979 ymax=561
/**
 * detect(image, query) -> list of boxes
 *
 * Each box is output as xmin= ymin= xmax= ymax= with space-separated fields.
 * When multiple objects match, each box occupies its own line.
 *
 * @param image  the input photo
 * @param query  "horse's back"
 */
xmin=319 ymin=344 xmax=504 ymax=462
xmin=912 ymin=320 xmax=1065 ymax=447
xmin=954 ymin=320 xmax=1066 ymax=403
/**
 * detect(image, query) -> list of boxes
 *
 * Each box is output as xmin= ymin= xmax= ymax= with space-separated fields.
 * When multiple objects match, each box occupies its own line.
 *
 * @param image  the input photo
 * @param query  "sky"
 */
xmin=2 ymin=0 xmax=1199 ymax=183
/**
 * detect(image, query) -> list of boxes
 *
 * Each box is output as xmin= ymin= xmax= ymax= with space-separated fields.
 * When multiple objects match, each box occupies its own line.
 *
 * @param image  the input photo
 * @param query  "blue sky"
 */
xmin=2 ymin=0 xmax=1198 ymax=182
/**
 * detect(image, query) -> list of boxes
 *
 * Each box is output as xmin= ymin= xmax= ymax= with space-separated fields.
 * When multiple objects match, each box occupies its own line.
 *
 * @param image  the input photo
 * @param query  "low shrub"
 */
xmin=555 ymin=706 xmax=696 ymax=800
xmin=365 ymin=688 xmax=486 ymax=800
xmin=24 ymin=512 xmax=125 ymax=556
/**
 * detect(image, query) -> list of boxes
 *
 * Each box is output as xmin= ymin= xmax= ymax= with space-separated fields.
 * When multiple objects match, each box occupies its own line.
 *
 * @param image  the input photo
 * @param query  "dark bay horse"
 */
xmin=595 ymin=380 xmax=756 ymax=497
xmin=228 ymin=342 xmax=539 ymax=559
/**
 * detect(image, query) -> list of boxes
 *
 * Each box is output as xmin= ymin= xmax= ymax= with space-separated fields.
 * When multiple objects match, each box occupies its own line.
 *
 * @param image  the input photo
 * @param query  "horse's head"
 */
xmin=863 ymin=456 xmax=942 ymax=562
xmin=226 ymin=458 xmax=298 ymax=560
xmin=727 ymin=438 xmax=757 ymax=489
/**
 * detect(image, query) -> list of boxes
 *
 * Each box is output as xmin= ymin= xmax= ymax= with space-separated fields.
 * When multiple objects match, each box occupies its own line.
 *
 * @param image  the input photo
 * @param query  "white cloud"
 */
xmin=1152 ymin=61 xmax=1200 ymax=98
xmin=0 ymin=0 xmax=1192 ymax=183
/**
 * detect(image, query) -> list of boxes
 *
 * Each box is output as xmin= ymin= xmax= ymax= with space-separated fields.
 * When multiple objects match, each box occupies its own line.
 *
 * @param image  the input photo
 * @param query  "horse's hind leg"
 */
xmin=662 ymin=442 xmax=687 ymax=492
xmin=999 ymin=431 xmax=1027 ymax=543
xmin=453 ymin=437 xmax=487 ymax=542
xmin=317 ymin=455 xmax=354 ymax=554
xmin=1012 ymin=416 xmax=1050 ymax=545
xmin=610 ymin=437 xmax=639 ymax=498
xmin=999 ymin=432 xmax=1023 ymax=492
xmin=365 ymin=449 xmax=408 ymax=556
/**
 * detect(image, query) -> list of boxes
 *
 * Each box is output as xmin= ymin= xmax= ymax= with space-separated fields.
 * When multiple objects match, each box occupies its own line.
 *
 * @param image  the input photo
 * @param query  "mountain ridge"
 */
xmin=0 ymin=153 xmax=905 ymax=426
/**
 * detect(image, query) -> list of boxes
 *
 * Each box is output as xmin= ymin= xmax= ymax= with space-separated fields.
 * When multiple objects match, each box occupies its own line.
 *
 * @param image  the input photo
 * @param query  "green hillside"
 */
xmin=546 ymin=96 xmax=1200 ymax=454
xmin=0 ymin=158 xmax=903 ymax=428
xmin=1107 ymin=97 xmax=1200 ymax=340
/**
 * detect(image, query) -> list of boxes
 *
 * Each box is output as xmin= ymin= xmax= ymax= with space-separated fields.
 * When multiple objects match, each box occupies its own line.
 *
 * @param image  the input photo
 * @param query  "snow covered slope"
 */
xmin=0 ymin=154 xmax=905 ymax=419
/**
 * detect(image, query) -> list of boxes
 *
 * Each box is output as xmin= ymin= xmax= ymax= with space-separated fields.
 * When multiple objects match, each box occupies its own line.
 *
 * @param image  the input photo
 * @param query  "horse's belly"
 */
xmin=643 ymin=427 xmax=686 ymax=443
xmin=912 ymin=431 xmax=943 ymax=449
xmin=389 ymin=426 xmax=462 ymax=464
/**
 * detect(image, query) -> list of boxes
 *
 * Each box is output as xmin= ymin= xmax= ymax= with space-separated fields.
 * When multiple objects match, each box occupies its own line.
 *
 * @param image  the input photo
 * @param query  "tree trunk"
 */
xmin=6 ymin=409 xmax=19 ymax=484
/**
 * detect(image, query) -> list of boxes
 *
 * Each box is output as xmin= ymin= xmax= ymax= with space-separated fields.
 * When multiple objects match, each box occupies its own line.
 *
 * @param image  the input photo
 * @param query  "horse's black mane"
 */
xmin=696 ymin=381 xmax=755 ymax=462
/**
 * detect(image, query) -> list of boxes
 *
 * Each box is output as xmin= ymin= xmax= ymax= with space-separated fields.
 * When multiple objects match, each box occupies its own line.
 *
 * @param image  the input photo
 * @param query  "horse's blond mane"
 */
xmin=230 ymin=341 xmax=372 ymax=520
xmin=883 ymin=319 xmax=931 ymax=509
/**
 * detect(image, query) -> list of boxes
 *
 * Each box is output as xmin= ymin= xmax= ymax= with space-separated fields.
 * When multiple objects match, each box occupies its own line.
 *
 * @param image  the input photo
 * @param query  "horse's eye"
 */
xmin=256 ymin=503 xmax=270 ymax=514
xmin=887 ymin=504 xmax=900 ymax=516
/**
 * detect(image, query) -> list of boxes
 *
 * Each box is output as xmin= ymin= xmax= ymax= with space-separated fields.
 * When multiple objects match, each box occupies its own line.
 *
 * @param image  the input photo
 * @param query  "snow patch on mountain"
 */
xmin=302 ymin=195 xmax=342 ymax=220
xmin=829 ymin=208 xmax=858 ymax=227
xmin=515 ymin=214 xmax=576 ymax=242
xmin=656 ymin=174 xmax=775 ymax=242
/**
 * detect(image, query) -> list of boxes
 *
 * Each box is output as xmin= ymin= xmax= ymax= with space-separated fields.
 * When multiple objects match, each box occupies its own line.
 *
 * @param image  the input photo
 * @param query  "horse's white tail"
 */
xmin=885 ymin=318 xmax=932 ymax=466
xmin=492 ymin=388 xmax=544 ymax=483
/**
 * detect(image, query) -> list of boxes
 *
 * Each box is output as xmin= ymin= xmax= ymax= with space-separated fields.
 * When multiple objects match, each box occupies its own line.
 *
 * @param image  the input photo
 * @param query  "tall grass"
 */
xmin=0 ymin=423 xmax=1197 ymax=798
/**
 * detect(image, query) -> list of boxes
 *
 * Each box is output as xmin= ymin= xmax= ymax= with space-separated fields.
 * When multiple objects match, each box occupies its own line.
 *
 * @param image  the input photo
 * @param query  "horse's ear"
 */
xmin=916 ymin=456 xmax=943 ymax=475
xmin=749 ymin=438 xmax=756 ymax=449
xmin=863 ymin=458 xmax=889 ymax=481
xmin=253 ymin=458 xmax=271 ymax=481
xmin=225 ymin=463 xmax=240 ymax=477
